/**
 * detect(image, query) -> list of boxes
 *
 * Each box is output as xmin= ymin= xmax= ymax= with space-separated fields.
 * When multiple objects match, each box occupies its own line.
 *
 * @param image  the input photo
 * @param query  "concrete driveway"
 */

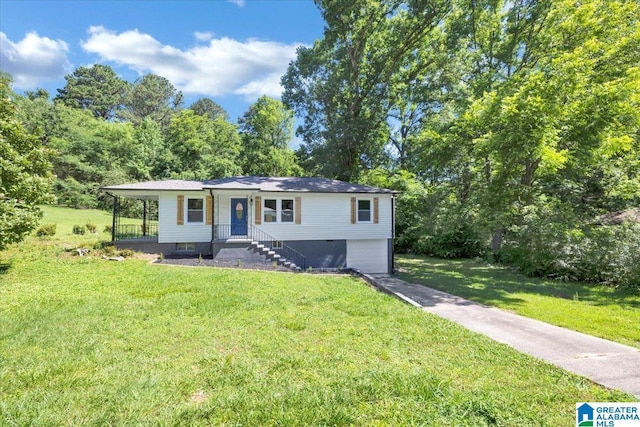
xmin=364 ymin=274 xmax=640 ymax=398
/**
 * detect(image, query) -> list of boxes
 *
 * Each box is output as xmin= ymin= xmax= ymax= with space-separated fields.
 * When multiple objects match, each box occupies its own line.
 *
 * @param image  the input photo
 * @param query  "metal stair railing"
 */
xmin=249 ymin=225 xmax=307 ymax=270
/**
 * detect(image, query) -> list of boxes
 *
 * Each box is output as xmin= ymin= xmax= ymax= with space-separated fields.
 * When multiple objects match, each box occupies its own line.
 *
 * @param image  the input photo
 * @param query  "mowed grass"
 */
xmin=0 ymin=206 xmax=634 ymax=425
xmin=38 ymin=204 xmax=114 ymax=233
xmin=397 ymin=255 xmax=640 ymax=349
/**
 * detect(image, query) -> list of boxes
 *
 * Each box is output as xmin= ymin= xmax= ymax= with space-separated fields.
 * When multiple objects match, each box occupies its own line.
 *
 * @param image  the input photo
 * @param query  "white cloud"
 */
xmin=234 ymin=71 xmax=286 ymax=99
xmin=227 ymin=0 xmax=246 ymax=7
xmin=0 ymin=32 xmax=72 ymax=89
xmin=81 ymin=26 xmax=300 ymax=99
xmin=194 ymin=31 xmax=214 ymax=42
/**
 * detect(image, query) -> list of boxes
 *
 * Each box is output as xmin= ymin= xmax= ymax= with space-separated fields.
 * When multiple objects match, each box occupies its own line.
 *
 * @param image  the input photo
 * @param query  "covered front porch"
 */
xmin=110 ymin=195 xmax=159 ymax=242
xmin=107 ymin=194 xmax=263 ymax=243
xmin=106 ymin=191 xmax=306 ymax=269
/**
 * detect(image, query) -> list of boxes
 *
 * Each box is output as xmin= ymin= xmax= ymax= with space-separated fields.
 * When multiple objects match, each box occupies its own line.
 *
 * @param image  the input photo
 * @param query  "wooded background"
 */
xmin=2 ymin=0 xmax=638 ymax=287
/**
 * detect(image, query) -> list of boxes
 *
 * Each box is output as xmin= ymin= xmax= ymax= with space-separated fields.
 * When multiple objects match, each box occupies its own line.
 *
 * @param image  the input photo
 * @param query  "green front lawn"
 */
xmin=396 ymin=255 xmax=640 ymax=349
xmin=0 ymin=207 xmax=634 ymax=425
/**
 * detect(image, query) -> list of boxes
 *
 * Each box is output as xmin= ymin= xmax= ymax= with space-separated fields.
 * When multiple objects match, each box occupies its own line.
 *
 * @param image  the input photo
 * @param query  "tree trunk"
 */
xmin=491 ymin=227 xmax=503 ymax=254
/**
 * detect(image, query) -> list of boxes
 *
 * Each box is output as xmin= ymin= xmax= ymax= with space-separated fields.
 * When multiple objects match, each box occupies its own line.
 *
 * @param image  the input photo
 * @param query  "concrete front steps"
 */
xmin=248 ymin=241 xmax=301 ymax=272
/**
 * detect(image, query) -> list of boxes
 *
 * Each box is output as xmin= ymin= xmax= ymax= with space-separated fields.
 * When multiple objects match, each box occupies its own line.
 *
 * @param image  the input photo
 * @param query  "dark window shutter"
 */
xmin=295 ymin=197 xmax=301 ymax=224
xmin=373 ymin=197 xmax=379 ymax=224
xmin=254 ymin=196 xmax=262 ymax=225
xmin=350 ymin=197 xmax=356 ymax=224
xmin=177 ymin=195 xmax=184 ymax=225
xmin=206 ymin=195 xmax=213 ymax=225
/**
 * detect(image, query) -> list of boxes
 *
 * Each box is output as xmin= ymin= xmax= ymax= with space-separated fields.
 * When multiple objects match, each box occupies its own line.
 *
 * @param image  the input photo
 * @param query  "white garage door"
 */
xmin=347 ymin=239 xmax=388 ymax=274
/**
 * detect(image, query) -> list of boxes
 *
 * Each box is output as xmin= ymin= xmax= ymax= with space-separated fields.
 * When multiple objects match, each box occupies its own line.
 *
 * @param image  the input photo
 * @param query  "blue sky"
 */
xmin=0 ymin=0 xmax=324 ymax=121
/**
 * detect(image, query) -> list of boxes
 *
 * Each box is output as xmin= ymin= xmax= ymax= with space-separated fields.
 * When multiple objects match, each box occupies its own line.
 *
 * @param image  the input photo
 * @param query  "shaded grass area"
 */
xmin=396 ymin=255 xmax=640 ymax=349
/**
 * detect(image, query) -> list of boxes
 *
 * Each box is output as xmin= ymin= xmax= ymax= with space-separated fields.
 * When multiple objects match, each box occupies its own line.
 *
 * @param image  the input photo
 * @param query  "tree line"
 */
xmin=281 ymin=0 xmax=639 ymax=288
xmin=2 ymin=0 xmax=639 ymax=288
xmin=6 ymin=66 xmax=301 ymax=211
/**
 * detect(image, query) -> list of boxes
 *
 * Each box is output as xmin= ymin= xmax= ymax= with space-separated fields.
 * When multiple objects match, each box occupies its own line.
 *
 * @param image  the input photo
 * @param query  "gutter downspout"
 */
xmin=209 ymin=189 xmax=214 ymax=256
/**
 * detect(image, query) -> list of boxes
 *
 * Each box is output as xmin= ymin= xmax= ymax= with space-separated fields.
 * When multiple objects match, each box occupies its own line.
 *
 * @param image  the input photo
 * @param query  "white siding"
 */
xmin=218 ymin=196 xmax=230 ymax=224
xmin=255 ymin=192 xmax=393 ymax=241
xmin=347 ymin=239 xmax=389 ymax=273
xmin=158 ymin=191 xmax=211 ymax=243
xmin=156 ymin=191 xmax=393 ymax=244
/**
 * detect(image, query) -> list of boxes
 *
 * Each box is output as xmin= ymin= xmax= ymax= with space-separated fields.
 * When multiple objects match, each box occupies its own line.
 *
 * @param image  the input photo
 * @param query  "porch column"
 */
xmin=111 ymin=195 xmax=117 ymax=242
xmin=142 ymin=199 xmax=147 ymax=237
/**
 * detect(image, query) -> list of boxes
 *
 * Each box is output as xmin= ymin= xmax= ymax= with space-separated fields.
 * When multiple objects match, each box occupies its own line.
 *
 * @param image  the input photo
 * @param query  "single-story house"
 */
xmin=101 ymin=176 xmax=398 ymax=274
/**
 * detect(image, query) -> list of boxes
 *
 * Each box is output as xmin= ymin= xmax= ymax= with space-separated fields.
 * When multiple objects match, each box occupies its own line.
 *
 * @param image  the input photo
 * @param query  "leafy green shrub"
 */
xmin=93 ymin=240 xmax=115 ymax=253
xmin=104 ymin=225 xmax=113 ymax=234
xmin=72 ymin=225 xmax=86 ymax=235
xmin=362 ymin=170 xmax=486 ymax=259
xmin=500 ymin=225 xmax=574 ymax=279
xmin=414 ymin=221 xmax=484 ymax=259
xmin=360 ymin=170 xmax=435 ymax=254
xmin=118 ymin=249 xmax=135 ymax=258
xmin=85 ymin=223 xmax=97 ymax=233
xmin=35 ymin=223 xmax=57 ymax=237
xmin=499 ymin=203 xmax=640 ymax=289
xmin=576 ymin=224 xmax=640 ymax=289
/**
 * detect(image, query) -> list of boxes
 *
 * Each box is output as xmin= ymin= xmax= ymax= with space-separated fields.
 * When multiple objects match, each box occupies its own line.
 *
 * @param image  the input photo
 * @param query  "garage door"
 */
xmin=346 ymin=239 xmax=388 ymax=274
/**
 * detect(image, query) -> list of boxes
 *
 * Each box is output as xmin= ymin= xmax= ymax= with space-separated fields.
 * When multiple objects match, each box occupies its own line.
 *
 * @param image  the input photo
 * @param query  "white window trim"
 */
xmin=186 ymin=197 xmax=205 ymax=224
xmin=263 ymin=198 xmax=295 ymax=224
xmin=357 ymin=198 xmax=372 ymax=223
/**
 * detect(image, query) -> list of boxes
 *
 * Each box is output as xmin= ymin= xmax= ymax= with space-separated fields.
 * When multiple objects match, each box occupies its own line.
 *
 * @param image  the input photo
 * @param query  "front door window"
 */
xmin=235 ymin=202 xmax=244 ymax=220
xmin=230 ymin=198 xmax=248 ymax=235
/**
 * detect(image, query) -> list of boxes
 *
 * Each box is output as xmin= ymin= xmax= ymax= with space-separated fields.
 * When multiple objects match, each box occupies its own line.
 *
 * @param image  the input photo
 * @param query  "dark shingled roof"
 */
xmin=102 ymin=180 xmax=204 ymax=191
xmin=203 ymin=176 xmax=396 ymax=193
xmin=102 ymin=177 xmax=396 ymax=194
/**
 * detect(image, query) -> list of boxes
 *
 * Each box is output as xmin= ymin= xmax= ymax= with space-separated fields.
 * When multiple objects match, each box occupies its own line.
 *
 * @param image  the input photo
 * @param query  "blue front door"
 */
xmin=230 ymin=198 xmax=248 ymax=236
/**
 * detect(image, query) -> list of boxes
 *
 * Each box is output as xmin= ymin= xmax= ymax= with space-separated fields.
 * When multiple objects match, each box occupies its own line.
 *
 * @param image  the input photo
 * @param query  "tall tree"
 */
xmin=282 ymin=0 xmax=451 ymax=181
xmin=238 ymin=96 xmax=302 ymax=176
xmin=47 ymin=104 xmax=143 ymax=208
xmin=459 ymin=0 xmax=640 ymax=251
xmin=401 ymin=0 xmax=640 ymax=257
xmin=14 ymin=89 xmax=60 ymax=145
xmin=121 ymin=74 xmax=183 ymax=129
xmin=190 ymin=98 xmax=228 ymax=121
xmin=0 ymin=74 xmax=55 ymax=249
xmin=132 ymin=118 xmax=165 ymax=180
xmin=165 ymin=110 xmax=241 ymax=180
xmin=55 ymin=64 xmax=129 ymax=120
